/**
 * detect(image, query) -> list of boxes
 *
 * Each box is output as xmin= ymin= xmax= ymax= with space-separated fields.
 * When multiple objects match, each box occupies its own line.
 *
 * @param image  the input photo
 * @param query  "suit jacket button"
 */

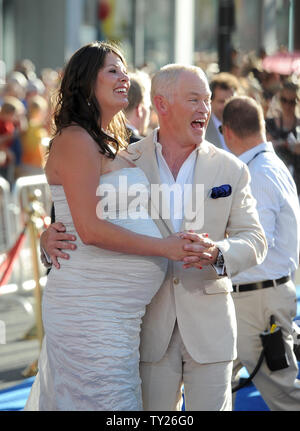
xmin=173 ymin=277 xmax=179 ymax=285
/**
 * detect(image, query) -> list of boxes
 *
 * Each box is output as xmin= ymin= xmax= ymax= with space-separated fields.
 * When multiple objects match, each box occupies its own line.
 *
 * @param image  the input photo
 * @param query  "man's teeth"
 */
xmin=192 ymin=120 xmax=205 ymax=126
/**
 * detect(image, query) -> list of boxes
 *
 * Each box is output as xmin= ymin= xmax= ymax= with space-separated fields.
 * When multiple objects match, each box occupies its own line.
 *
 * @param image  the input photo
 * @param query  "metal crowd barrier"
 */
xmin=12 ymin=174 xmax=52 ymax=232
xmin=0 ymin=175 xmax=52 ymax=296
xmin=0 ymin=174 xmax=52 ymax=325
xmin=0 ymin=177 xmax=13 ymax=253
xmin=11 ymin=175 xmax=52 ymax=292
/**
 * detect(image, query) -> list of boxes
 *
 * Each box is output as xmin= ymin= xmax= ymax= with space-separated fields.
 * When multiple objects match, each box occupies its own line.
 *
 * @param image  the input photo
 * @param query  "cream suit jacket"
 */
xmin=128 ymin=131 xmax=267 ymax=364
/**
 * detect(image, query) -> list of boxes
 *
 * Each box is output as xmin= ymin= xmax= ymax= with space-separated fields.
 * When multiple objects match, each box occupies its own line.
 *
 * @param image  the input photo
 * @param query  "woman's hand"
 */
xmin=160 ymin=235 xmax=193 ymax=261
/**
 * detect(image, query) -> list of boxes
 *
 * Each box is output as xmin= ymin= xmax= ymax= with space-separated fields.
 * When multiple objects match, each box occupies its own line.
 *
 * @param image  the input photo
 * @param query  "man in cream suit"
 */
xmin=130 ymin=65 xmax=266 ymax=411
xmin=40 ymin=64 xmax=267 ymax=411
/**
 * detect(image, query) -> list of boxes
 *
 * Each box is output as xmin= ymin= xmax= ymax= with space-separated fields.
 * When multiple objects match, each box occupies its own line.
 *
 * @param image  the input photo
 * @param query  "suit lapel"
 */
xmin=180 ymin=141 xmax=219 ymax=232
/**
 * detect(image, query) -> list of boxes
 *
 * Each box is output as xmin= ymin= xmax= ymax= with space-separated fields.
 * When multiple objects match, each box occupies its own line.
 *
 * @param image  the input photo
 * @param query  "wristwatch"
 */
xmin=40 ymin=246 xmax=52 ymax=268
xmin=215 ymin=249 xmax=224 ymax=268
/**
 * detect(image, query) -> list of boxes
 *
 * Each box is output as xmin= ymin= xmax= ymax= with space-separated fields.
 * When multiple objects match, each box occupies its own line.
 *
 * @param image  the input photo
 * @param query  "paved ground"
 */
xmin=0 ymin=293 xmax=40 ymax=391
xmin=1 ymin=268 xmax=300 ymax=394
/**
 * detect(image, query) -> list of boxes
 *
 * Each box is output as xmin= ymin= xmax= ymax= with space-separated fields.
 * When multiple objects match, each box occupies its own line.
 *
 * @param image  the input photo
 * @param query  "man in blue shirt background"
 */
xmin=222 ymin=95 xmax=300 ymax=411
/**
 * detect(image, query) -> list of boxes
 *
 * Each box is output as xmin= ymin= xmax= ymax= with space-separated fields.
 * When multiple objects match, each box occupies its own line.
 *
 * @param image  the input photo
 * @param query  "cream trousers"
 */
xmin=140 ymin=322 xmax=233 ymax=411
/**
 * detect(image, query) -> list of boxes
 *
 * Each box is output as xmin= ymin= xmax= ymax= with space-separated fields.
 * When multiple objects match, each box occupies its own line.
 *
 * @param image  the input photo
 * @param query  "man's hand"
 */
xmin=178 ymin=231 xmax=219 ymax=269
xmin=40 ymin=222 xmax=77 ymax=269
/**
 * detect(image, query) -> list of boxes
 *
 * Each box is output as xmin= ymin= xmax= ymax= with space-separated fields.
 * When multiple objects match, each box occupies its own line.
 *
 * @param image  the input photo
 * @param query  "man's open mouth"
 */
xmin=191 ymin=119 xmax=205 ymax=129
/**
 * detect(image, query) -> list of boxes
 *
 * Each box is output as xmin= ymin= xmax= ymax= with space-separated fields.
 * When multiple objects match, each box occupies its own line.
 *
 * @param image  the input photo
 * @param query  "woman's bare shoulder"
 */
xmin=46 ymin=126 xmax=102 ymax=182
xmin=51 ymin=125 xmax=98 ymax=152
xmin=54 ymin=125 xmax=92 ymax=141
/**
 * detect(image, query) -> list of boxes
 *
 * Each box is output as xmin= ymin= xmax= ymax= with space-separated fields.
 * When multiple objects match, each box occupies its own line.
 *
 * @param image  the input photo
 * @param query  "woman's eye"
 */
xmin=109 ymin=69 xmax=117 ymax=73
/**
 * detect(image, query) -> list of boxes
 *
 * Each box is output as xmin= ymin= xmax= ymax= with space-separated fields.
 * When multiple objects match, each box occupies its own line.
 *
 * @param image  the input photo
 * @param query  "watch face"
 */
xmin=217 ymin=250 xmax=224 ymax=266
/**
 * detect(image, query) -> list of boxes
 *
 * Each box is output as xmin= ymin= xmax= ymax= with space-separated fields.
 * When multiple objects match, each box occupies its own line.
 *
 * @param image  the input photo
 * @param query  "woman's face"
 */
xmin=94 ymin=52 xmax=130 ymax=128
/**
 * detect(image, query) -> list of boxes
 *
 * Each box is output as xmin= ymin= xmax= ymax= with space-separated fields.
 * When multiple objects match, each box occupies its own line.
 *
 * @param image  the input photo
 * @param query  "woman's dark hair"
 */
xmin=50 ymin=41 xmax=129 ymax=158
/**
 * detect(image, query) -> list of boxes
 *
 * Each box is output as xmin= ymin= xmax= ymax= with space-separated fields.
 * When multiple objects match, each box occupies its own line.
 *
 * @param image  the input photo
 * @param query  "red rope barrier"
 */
xmin=0 ymin=226 xmax=27 ymax=287
xmin=0 ymin=252 xmax=9 ymax=274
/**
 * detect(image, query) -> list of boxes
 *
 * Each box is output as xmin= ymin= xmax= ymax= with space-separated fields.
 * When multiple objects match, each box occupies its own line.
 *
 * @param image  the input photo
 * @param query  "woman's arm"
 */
xmin=46 ymin=127 xmax=192 ymax=262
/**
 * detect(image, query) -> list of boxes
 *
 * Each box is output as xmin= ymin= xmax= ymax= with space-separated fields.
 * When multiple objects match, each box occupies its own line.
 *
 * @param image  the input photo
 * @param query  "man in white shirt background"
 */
xmin=221 ymin=95 xmax=300 ymax=410
xmin=123 ymin=70 xmax=152 ymax=144
xmin=205 ymin=72 xmax=240 ymax=151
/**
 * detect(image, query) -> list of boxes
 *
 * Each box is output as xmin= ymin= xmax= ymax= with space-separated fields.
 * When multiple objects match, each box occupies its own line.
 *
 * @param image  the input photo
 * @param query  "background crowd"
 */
xmin=0 ymin=48 xmax=299 ymax=200
xmin=0 ymin=39 xmax=299 ymax=411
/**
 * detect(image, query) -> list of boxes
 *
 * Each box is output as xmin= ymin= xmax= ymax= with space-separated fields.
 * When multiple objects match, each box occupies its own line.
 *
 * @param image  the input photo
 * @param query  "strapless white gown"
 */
xmin=24 ymin=168 xmax=167 ymax=411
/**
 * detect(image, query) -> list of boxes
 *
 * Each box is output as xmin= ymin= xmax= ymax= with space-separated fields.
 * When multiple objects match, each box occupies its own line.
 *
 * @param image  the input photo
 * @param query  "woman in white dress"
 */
xmin=25 ymin=41 xmax=194 ymax=411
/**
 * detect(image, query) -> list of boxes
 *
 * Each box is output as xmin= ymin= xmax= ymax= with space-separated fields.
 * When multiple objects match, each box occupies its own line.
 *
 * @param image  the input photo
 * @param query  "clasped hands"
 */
xmin=171 ymin=230 xmax=219 ymax=269
xmin=41 ymin=223 xmax=219 ymax=270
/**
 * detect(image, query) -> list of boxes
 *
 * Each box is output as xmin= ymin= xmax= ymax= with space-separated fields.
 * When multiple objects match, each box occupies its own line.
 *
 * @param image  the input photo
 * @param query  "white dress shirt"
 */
xmin=154 ymin=129 xmax=225 ymax=275
xmin=232 ymin=141 xmax=300 ymax=284
xmin=154 ymin=129 xmax=198 ymax=232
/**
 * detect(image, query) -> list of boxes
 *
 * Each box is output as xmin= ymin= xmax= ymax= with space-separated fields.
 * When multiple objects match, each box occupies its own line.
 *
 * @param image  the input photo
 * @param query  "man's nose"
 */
xmin=197 ymin=100 xmax=210 ymax=113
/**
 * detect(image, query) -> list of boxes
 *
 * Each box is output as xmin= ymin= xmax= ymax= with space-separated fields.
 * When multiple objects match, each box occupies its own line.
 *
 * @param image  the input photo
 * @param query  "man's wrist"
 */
xmin=212 ymin=248 xmax=226 ymax=275
xmin=40 ymin=246 xmax=52 ymax=267
xmin=215 ymin=248 xmax=224 ymax=267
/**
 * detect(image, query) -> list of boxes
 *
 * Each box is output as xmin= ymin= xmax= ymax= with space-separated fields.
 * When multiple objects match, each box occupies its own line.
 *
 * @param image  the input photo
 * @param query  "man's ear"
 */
xmin=223 ymin=124 xmax=239 ymax=147
xmin=153 ymin=95 xmax=168 ymax=115
xmin=223 ymin=124 xmax=231 ymax=139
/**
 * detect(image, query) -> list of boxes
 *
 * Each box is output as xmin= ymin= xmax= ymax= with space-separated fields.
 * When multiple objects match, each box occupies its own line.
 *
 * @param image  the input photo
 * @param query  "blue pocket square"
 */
xmin=211 ymin=184 xmax=232 ymax=199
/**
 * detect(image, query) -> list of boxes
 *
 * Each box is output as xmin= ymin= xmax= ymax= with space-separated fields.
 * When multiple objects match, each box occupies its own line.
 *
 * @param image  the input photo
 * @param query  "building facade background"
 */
xmin=0 ymin=0 xmax=298 ymax=77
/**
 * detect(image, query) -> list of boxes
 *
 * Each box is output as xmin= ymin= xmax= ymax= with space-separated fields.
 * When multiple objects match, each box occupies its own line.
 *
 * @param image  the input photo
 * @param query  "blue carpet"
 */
xmin=1 ymin=286 xmax=299 ymax=411
xmin=234 ymin=283 xmax=300 ymax=411
xmin=0 ymin=377 xmax=34 ymax=411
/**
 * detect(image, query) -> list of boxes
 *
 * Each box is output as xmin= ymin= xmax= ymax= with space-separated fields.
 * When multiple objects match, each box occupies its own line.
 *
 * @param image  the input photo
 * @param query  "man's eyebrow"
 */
xmin=187 ymin=91 xmax=211 ymax=97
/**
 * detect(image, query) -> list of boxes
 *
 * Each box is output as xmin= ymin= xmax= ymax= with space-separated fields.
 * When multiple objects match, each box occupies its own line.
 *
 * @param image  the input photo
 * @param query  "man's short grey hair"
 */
xmin=151 ymin=64 xmax=208 ymax=108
